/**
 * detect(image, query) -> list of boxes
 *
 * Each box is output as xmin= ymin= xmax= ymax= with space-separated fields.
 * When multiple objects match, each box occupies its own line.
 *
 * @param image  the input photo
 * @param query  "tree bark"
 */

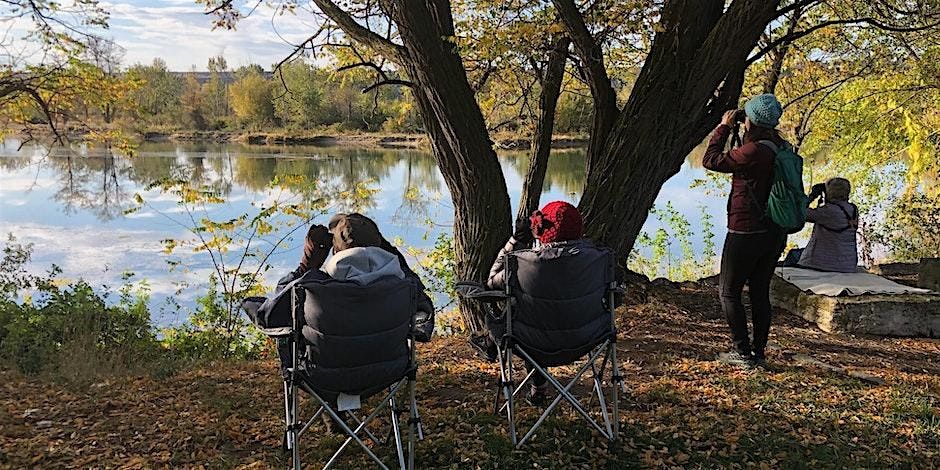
xmin=576 ymin=0 xmax=782 ymax=259
xmin=552 ymin=0 xmax=618 ymax=171
xmin=384 ymin=0 xmax=511 ymax=332
xmin=517 ymin=36 xmax=570 ymax=220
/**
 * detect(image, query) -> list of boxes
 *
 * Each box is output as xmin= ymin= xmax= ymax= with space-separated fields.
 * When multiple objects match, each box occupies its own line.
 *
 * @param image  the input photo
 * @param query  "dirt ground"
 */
xmin=2 ymin=280 xmax=937 ymax=468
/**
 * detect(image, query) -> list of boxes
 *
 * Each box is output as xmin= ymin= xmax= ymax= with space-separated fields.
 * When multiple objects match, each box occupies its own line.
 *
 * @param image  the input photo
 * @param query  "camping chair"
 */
xmin=458 ymin=245 xmax=624 ymax=447
xmin=248 ymin=275 xmax=423 ymax=470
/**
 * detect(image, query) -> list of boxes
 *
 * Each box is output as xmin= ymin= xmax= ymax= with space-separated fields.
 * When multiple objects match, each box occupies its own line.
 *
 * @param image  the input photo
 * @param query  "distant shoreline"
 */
xmin=142 ymin=130 xmax=589 ymax=150
xmin=5 ymin=129 xmax=589 ymax=151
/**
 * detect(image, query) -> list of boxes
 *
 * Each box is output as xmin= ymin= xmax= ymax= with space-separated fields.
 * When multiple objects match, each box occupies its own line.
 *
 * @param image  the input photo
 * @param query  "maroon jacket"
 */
xmin=702 ymin=124 xmax=777 ymax=233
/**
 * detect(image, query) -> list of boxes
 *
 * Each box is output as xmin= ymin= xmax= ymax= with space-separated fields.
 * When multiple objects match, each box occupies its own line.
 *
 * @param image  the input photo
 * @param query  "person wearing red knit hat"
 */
xmin=485 ymin=200 xmax=585 ymax=289
xmin=469 ymin=200 xmax=592 ymax=405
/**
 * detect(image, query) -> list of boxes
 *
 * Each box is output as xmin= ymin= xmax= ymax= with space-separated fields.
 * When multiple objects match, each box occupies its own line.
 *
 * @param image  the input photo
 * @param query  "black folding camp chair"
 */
xmin=252 ymin=275 xmax=423 ymax=470
xmin=459 ymin=244 xmax=624 ymax=447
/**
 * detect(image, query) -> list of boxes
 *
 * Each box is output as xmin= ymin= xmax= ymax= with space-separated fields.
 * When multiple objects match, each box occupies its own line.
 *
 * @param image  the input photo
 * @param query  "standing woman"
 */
xmin=703 ymin=94 xmax=789 ymax=368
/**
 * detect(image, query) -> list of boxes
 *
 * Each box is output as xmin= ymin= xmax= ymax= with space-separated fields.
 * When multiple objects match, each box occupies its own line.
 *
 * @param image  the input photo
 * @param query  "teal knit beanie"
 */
xmin=744 ymin=94 xmax=783 ymax=128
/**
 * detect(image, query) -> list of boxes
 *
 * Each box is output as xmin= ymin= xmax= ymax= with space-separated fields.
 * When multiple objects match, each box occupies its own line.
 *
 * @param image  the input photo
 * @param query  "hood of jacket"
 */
xmin=322 ymin=246 xmax=405 ymax=284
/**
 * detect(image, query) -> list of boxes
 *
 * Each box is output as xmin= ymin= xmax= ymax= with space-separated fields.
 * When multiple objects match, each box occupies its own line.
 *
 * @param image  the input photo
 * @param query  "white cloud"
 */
xmin=99 ymin=0 xmax=324 ymax=70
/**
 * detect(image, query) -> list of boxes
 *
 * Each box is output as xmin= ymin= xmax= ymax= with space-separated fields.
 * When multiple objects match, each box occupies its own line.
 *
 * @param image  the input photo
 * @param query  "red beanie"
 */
xmin=530 ymin=201 xmax=583 ymax=244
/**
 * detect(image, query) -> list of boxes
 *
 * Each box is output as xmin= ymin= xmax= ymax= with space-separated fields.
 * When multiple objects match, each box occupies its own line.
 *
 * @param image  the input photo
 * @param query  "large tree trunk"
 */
xmin=553 ymin=0 xmax=618 ymax=172
xmin=387 ymin=0 xmax=511 ymax=331
xmin=577 ymin=0 xmax=781 ymax=258
xmin=517 ymin=36 xmax=570 ymax=220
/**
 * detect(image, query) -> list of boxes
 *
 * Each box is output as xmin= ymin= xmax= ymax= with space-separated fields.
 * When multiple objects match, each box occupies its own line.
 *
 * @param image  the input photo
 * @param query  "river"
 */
xmin=0 ymin=139 xmax=727 ymax=325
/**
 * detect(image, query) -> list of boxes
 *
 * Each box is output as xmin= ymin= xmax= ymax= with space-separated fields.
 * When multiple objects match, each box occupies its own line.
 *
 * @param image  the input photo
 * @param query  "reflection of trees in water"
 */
xmin=0 ymin=155 xmax=34 ymax=172
xmin=47 ymin=154 xmax=129 ymax=220
xmin=393 ymin=153 xmax=445 ymax=227
xmin=6 ymin=142 xmax=446 ymax=223
xmin=504 ymin=149 xmax=586 ymax=197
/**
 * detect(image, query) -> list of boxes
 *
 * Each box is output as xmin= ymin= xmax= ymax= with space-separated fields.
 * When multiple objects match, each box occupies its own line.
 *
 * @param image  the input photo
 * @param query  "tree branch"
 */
xmin=337 ymin=61 xmax=390 ymax=80
xmin=361 ymin=79 xmax=413 ymax=94
xmin=310 ymin=0 xmax=405 ymax=64
xmin=748 ymin=15 xmax=940 ymax=65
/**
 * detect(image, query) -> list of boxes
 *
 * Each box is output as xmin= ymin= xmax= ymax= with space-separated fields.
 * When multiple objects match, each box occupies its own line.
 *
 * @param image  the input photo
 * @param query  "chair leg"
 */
xmin=515 ymin=347 xmax=610 ymax=446
xmin=389 ymin=393 xmax=406 ymax=470
xmin=498 ymin=368 xmax=536 ymax=413
xmin=289 ymin=379 xmax=300 ymax=470
xmin=498 ymin=344 xmax=517 ymax=445
xmin=516 ymin=352 xmax=598 ymax=447
xmin=320 ymin=380 xmax=407 ymax=470
xmin=408 ymin=379 xmax=418 ymax=470
xmin=348 ymin=411 xmax=381 ymax=445
xmin=593 ymin=368 xmax=613 ymax=439
xmin=321 ymin=404 xmax=390 ymax=470
xmin=282 ymin=380 xmax=291 ymax=454
xmin=610 ymin=342 xmax=621 ymax=441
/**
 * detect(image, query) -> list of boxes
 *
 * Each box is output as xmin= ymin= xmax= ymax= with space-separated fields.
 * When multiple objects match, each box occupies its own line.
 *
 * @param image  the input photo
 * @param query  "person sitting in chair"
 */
xmin=250 ymin=213 xmax=435 ymax=374
xmin=797 ymin=177 xmax=859 ymax=273
xmin=471 ymin=200 xmax=596 ymax=404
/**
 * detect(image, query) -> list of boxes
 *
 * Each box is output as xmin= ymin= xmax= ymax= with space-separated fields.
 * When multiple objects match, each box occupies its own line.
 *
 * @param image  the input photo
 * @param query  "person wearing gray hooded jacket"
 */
xmin=244 ymin=213 xmax=435 ymax=375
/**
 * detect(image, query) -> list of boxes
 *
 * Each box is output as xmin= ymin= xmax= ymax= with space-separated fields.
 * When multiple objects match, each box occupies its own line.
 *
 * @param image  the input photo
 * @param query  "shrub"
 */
xmin=160 ymin=276 xmax=269 ymax=361
xmin=0 ymin=237 xmax=162 ymax=380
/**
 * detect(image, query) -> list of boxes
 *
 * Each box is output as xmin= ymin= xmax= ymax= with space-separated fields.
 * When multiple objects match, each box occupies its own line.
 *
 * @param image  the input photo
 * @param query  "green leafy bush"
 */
xmin=160 ymin=276 xmax=268 ymax=361
xmin=0 ymin=237 xmax=162 ymax=380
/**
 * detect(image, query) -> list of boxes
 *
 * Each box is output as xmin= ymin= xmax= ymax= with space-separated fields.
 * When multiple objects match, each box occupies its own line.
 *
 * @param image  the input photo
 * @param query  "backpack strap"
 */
xmin=818 ymin=202 xmax=858 ymax=233
xmin=756 ymin=139 xmax=778 ymax=153
xmin=741 ymin=140 xmax=780 ymax=223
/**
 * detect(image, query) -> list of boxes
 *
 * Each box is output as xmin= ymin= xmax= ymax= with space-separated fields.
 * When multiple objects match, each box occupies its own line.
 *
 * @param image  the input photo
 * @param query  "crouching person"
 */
xmin=471 ymin=200 xmax=602 ymax=405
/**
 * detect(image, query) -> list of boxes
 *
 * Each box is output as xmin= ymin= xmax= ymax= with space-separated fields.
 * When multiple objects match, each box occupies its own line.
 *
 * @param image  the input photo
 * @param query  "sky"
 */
xmin=14 ymin=0 xmax=324 ymax=71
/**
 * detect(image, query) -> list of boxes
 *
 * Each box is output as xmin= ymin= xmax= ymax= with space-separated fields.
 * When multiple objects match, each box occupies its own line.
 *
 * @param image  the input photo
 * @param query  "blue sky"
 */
xmin=56 ymin=0 xmax=322 ymax=70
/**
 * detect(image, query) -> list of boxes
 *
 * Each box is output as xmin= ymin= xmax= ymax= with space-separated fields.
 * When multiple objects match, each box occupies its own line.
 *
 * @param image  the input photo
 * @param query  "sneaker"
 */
xmin=468 ymin=334 xmax=498 ymax=363
xmin=526 ymin=383 xmax=548 ymax=406
xmin=718 ymin=350 xmax=755 ymax=369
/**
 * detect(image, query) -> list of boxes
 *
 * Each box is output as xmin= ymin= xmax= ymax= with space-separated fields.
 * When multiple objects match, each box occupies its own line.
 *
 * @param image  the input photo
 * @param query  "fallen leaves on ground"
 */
xmin=1 ymin=281 xmax=937 ymax=468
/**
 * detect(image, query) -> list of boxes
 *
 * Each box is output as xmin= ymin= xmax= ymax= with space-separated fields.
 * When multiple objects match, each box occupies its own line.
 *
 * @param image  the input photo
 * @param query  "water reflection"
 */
xmin=0 ymin=140 xmax=727 ymax=323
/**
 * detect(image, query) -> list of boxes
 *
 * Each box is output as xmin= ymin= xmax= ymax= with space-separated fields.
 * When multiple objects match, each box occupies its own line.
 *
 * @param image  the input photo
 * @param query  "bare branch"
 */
xmin=361 ymin=79 xmax=413 ymax=94
xmin=310 ymin=0 xmax=405 ymax=64
xmin=748 ymin=15 xmax=940 ymax=65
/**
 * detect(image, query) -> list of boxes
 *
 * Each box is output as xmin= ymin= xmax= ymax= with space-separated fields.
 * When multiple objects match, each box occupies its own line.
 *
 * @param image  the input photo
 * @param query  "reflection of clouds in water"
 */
xmin=0 ymin=177 xmax=56 ymax=192
xmin=7 ymin=221 xmax=294 ymax=328
xmin=1 ymin=141 xmax=730 ymax=323
xmin=12 ymin=222 xmax=180 ymax=282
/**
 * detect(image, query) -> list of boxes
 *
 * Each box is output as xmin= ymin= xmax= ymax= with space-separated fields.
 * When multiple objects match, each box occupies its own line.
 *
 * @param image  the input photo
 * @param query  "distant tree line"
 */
xmin=61 ymin=52 xmax=595 ymax=136
xmin=108 ymin=56 xmax=416 ymax=133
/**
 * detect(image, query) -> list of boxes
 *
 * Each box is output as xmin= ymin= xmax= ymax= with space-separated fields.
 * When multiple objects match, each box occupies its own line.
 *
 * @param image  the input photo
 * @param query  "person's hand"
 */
xmin=299 ymin=224 xmax=332 ymax=271
xmin=512 ymin=216 xmax=535 ymax=247
xmin=809 ymin=183 xmax=826 ymax=202
xmin=721 ymin=109 xmax=738 ymax=127
xmin=307 ymin=224 xmax=332 ymax=247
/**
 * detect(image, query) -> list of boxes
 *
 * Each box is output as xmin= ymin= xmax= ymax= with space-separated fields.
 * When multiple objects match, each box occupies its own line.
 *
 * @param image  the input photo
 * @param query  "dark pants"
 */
xmin=719 ymin=231 xmax=786 ymax=357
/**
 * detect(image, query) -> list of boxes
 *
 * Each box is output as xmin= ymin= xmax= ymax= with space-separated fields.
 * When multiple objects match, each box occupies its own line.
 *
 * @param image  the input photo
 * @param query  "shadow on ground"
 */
xmin=2 ymin=280 xmax=937 ymax=468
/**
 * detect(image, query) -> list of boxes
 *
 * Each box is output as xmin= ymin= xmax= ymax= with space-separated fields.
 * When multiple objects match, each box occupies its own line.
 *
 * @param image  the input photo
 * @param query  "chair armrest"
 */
xmin=455 ymin=281 xmax=509 ymax=303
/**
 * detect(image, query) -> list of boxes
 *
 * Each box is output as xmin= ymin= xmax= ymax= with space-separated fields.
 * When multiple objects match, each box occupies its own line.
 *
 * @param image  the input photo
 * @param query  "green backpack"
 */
xmin=758 ymin=140 xmax=807 ymax=234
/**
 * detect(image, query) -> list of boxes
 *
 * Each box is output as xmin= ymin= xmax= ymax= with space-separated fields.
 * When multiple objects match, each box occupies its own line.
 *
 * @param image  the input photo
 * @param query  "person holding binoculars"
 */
xmin=702 ymin=93 xmax=789 ymax=368
xmin=796 ymin=178 xmax=859 ymax=273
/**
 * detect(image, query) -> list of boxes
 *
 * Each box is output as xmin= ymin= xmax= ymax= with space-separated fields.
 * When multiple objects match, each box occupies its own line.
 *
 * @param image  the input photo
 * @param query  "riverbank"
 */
xmin=142 ymin=130 xmax=589 ymax=150
xmin=2 ymin=276 xmax=937 ymax=468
